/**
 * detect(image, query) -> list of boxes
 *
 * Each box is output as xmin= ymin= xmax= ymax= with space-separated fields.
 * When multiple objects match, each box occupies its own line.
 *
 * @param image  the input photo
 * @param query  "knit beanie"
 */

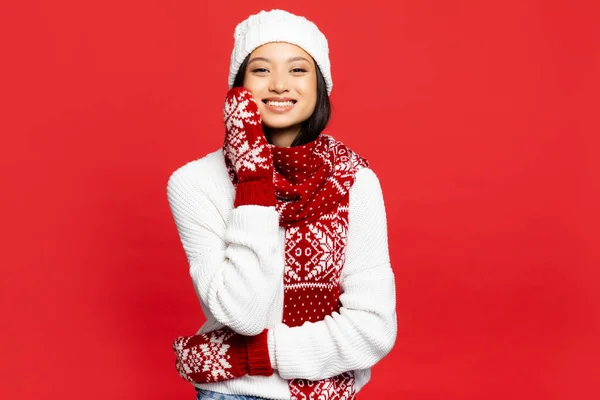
xmin=228 ymin=9 xmax=333 ymax=95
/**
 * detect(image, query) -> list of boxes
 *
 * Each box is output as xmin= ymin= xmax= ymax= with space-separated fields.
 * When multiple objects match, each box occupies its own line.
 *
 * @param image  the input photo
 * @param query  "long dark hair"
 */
xmin=232 ymin=54 xmax=331 ymax=147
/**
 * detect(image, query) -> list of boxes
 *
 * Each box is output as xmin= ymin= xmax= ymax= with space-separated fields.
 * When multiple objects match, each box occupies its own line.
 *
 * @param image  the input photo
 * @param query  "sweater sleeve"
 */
xmin=267 ymin=168 xmax=397 ymax=380
xmin=167 ymin=160 xmax=284 ymax=336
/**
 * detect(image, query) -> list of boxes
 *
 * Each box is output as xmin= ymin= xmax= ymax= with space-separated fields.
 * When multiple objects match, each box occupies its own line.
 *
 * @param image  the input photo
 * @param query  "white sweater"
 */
xmin=167 ymin=148 xmax=397 ymax=399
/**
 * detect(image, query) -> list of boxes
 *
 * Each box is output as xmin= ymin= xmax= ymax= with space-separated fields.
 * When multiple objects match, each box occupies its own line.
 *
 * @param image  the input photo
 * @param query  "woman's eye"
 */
xmin=291 ymin=68 xmax=307 ymax=73
xmin=252 ymin=68 xmax=268 ymax=73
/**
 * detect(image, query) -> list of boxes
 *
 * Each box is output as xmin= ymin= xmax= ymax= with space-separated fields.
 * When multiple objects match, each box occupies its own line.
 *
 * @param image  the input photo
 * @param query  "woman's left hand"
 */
xmin=173 ymin=328 xmax=273 ymax=384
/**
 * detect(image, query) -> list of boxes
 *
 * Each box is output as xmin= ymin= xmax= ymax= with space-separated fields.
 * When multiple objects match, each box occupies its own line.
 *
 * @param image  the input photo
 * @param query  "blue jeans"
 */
xmin=195 ymin=388 xmax=270 ymax=400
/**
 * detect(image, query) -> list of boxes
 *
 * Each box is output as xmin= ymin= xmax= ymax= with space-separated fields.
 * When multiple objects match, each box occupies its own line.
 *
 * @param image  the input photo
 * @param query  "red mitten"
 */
xmin=172 ymin=328 xmax=273 ymax=384
xmin=222 ymin=87 xmax=276 ymax=207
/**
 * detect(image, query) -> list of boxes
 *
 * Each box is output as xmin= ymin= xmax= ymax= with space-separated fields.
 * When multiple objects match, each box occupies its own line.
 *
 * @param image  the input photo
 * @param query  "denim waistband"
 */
xmin=194 ymin=387 xmax=269 ymax=400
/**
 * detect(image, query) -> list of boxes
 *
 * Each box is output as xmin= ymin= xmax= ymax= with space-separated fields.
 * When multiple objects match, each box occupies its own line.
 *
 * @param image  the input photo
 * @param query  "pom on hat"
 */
xmin=228 ymin=9 xmax=333 ymax=96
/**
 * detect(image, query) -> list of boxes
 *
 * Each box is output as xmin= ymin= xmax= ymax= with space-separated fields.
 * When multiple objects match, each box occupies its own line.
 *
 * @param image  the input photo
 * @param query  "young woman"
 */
xmin=167 ymin=9 xmax=397 ymax=400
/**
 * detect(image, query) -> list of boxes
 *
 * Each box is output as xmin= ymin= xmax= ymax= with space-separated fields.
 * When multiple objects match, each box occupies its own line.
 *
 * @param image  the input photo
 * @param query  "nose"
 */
xmin=269 ymin=71 xmax=289 ymax=93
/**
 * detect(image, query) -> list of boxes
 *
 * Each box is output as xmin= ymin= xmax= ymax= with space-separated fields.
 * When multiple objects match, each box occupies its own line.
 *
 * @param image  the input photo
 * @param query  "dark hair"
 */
xmin=232 ymin=55 xmax=331 ymax=147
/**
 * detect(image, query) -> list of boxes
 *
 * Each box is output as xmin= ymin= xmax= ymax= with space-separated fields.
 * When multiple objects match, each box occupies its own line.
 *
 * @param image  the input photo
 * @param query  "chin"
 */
xmin=264 ymin=123 xmax=297 ymax=130
xmin=262 ymin=117 xmax=302 ymax=130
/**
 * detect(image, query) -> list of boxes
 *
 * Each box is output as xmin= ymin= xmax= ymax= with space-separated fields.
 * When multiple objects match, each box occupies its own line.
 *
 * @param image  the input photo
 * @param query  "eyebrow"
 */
xmin=248 ymin=56 xmax=312 ymax=65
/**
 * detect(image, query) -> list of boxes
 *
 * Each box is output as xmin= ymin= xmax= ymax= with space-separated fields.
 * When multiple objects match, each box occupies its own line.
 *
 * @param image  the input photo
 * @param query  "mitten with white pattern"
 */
xmin=172 ymin=328 xmax=273 ymax=384
xmin=222 ymin=87 xmax=276 ymax=207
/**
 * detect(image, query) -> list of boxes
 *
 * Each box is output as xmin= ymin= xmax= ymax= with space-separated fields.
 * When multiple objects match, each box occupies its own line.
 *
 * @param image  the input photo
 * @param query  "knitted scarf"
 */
xmin=225 ymin=133 xmax=369 ymax=400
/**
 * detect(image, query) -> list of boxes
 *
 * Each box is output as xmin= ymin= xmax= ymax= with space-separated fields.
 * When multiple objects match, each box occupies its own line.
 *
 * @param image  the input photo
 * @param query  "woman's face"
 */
xmin=243 ymin=42 xmax=318 ymax=138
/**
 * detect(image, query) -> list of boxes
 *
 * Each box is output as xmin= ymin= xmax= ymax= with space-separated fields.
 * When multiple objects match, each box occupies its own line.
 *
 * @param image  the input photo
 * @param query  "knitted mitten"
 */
xmin=172 ymin=328 xmax=273 ymax=384
xmin=222 ymin=87 xmax=276 ymax=207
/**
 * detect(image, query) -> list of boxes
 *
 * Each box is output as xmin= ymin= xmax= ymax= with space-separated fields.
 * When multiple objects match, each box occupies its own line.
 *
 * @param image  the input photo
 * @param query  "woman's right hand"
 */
xmin=223 ymin=87 xmax=276 ymax=207
xmin=223 ymin=87 xmax=273 ymax=183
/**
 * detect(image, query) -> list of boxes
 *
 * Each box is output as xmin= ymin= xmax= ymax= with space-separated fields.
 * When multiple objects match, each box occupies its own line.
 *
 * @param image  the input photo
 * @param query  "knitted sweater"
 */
xmin=167 ymin=148 xmax=397 ymax=399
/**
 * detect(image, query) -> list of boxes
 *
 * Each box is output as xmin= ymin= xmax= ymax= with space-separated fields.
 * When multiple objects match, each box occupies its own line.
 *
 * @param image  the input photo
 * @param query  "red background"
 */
xmin=1 ymin=0 xmax=599 ymax=399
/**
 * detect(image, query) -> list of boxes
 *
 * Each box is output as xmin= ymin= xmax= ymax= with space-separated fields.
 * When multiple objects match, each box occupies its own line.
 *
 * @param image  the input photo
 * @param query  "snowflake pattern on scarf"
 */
xmin=225 ymin=133 xmax=369 ymax=399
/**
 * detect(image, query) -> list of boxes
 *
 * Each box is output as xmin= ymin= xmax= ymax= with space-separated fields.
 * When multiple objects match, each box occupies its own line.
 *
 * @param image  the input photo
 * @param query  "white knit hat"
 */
xmin=228 ymin=9 xmax=333 ymax=95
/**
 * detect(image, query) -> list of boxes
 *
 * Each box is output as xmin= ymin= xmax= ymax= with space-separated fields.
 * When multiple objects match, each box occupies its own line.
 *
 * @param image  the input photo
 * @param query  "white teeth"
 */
xmin=266 ymin=101 xmax=294 ymax=107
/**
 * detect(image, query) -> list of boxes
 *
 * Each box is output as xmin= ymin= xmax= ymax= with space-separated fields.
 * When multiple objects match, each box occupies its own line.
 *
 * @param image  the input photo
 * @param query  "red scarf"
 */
xmin=227 ymin=133 xmax=369 ymax=400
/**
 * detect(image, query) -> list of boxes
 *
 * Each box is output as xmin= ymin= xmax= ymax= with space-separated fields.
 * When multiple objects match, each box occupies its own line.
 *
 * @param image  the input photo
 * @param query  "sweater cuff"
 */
xmin=234 ymin=180 xmax=276 ymax=208
xmin=244 ymin=329 xmax=274 ymax=376
xmin=267 ymin=329 xmax=277 ymax=370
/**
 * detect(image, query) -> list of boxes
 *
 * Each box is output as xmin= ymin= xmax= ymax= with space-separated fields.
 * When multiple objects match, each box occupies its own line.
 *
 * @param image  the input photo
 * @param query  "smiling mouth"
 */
xmin=263 ymin=100 xmax=297 ymax=107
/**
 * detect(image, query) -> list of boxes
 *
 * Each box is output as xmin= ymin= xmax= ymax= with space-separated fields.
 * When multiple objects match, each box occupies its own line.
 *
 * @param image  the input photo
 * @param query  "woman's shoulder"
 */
xmin=347 ymin=166 xmax=388 ymax=243
xmin=166 ymin=148 xmax=231 ymax=199
xmin=169 ymin=148 xmax=222 ymax=173
xmin=352 ymin=167 xmax=383 ymax=197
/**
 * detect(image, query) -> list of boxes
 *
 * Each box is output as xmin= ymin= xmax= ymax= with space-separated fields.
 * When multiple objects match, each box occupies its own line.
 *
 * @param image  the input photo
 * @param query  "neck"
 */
xmin=266 ymin=126 xmax=301 ymax=148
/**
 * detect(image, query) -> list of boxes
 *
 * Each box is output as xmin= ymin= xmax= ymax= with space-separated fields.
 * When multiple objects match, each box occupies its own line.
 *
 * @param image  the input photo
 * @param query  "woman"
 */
xmin=167 ymin=9 xmax=397 ymax=400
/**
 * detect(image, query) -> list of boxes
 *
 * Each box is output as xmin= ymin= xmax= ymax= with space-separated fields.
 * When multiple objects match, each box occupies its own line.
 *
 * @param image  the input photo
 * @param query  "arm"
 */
xmin=267 ymin=168 xmax=397 ymax=381
xmin=167 ymin=163 xmax=284 ymax=336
